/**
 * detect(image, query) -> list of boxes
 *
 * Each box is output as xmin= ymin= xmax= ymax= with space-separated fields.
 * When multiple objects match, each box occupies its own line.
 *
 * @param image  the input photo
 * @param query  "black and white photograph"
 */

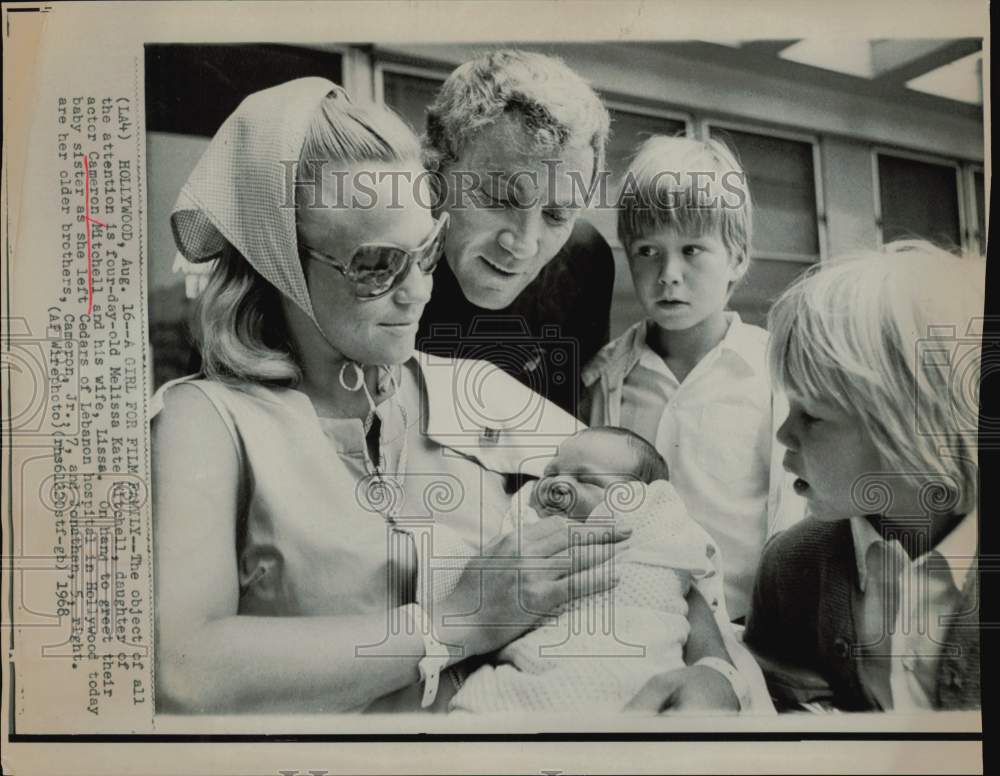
xmin=144 ymin=37 xmax=985 ymax=719
xmin=0 ymin=1 xmax=989 ymax=773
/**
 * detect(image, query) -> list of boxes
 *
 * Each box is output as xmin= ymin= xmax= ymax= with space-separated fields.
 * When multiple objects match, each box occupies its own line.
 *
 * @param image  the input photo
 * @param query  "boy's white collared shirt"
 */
xmin=616 ymin=313 xmax=804 ymax=620
xmin=850 ymin=512 xmax=977 ymax=711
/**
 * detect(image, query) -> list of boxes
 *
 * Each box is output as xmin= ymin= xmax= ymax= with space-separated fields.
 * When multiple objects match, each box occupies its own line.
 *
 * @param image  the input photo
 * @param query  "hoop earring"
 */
xmin=339 ymin=361 xmax=365 ymax=392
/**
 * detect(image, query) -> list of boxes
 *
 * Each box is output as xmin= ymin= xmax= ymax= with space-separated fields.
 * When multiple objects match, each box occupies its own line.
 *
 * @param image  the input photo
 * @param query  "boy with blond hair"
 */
xmin=746 ymin=242 xmax=982 ymax=711
xmin=583 ymin=136 xmax=803 ymax=621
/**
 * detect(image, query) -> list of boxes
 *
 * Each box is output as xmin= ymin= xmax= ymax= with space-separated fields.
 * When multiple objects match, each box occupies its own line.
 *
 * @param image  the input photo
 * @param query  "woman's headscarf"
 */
xmin=171 ymin=77 xmax=347 ymax=328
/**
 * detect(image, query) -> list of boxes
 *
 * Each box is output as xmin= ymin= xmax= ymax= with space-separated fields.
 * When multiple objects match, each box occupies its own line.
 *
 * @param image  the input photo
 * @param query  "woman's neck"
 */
xmin=297 ymin=363 xmax=396 ymax=420
xmin=283 ymin=299 xmax=397 ymax=420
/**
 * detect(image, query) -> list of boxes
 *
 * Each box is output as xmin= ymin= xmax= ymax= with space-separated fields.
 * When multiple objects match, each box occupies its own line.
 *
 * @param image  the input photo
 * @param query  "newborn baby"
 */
xmin=418 ymin=427 xmax=734 ymax=713
xmin=526 ymin=425 xmax=670 ymax=521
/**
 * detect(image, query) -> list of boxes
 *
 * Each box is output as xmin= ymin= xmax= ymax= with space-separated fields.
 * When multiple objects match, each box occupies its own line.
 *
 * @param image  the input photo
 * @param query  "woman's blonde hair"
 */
xmin=768 ymin=240 xmax=985 ymax=514
xmin=194 ymin=92 xmax=422 ymax=385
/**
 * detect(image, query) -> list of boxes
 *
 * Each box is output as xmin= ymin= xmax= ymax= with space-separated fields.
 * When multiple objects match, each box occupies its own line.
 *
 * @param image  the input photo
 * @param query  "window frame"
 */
xmin=871 ymin=145 xmax=970 ymax=253
xmin=603 ymin=98 xmax=694 ymax=138
xmin=374 ymin=60 xmax=449 ymax=108
xmin=701 ymin=117 xmax=828 ymax=264
xmin=963 ymin=162 xmax=986 ymax=254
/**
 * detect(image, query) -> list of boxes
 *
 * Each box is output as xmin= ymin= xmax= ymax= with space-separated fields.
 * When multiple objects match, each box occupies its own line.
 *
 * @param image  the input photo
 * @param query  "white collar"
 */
xmin=637 ymin=311 xmax=759 ymax=378
xmin=851 ymin=511 xmax=977 ymax=593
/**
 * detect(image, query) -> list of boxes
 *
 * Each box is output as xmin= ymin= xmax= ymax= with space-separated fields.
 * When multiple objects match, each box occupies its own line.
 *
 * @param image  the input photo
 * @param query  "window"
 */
xmin=730 ymin=259 xmax=812 ymax=329
xmin=875 ymin=152 xmax=962 ymax=249
xmin=708 ymin=125 xmax=822 ymax=260
xmin=606 ymin=107 xmax=689 ymax=181
xmin=378 ymin=67 xmax=445 ymax=135
xmin=145 ymin=44 xmax=344 ymax=137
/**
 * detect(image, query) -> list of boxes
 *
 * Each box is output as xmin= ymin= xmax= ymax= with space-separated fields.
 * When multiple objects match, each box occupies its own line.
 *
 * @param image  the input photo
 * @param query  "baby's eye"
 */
xmin=683 ymin=245 xmax=705 ymax=257
xmin=632 ymin=244 xmax=659 ymax=259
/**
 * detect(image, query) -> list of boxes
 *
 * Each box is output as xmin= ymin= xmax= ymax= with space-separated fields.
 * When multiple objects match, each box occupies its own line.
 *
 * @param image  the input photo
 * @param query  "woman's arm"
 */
xmin=154 ymin=385 xmax=627 ymax=713
xmin=626 ymin=586 xmax=739 ymax=713
xmin=683 ymin=585 xmax=732 ymax=665
xmin=153 ymin=385 xmax=429 ymax=713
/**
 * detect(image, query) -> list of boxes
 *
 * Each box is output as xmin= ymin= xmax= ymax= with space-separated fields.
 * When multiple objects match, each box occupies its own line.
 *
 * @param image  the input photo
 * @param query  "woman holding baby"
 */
xmin=150 ymin=79 xmax=633 ymax=713
xmin=153 ymin=48 xmax=781 ymax=714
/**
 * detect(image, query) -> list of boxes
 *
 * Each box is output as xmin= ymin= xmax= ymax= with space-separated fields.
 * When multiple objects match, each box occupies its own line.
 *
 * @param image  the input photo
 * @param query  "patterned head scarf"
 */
xmin=171 ymin=77 xmax=347 ymax=327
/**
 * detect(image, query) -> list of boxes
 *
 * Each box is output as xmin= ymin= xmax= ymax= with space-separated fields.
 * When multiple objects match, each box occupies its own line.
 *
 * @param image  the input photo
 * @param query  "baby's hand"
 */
xmin=625 ymin=666 xmax=740 ymax=714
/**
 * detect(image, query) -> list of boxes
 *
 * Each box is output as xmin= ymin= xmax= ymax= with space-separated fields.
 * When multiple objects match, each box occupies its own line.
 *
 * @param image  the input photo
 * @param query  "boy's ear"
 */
xmin=730 ymin=248 xmax=751 ymax=279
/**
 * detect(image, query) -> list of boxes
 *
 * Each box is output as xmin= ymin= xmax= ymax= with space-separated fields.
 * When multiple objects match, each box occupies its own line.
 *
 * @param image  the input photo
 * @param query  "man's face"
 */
xmin=439 ymin=114 xmax=594 ymax=309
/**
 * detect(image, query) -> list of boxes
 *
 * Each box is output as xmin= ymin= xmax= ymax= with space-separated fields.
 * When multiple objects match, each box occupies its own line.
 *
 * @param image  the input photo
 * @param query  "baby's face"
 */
xmin=530 ymin=434 xmax=637 ymax=520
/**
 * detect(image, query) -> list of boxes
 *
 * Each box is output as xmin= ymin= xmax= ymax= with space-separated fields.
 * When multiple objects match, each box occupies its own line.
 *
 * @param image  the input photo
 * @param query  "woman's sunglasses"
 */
xmin=299 ymin=212 xmax=449 ymax=300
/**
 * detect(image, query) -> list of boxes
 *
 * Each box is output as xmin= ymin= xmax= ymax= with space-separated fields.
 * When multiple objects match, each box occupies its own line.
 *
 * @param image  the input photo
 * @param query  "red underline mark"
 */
xmin=82 ymin=155 xmax=106 ymax=316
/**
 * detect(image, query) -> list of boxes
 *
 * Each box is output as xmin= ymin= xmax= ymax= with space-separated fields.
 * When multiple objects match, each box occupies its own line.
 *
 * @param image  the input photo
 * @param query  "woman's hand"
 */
xmin=625 ymin=666 xmax=740 ymax=714
xmin=432 ymin=515 xmax=631 ymax=659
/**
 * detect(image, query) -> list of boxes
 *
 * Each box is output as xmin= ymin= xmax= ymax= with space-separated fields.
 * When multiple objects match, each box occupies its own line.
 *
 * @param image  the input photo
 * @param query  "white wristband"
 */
xmin=694 ymin=656 xmax=751 ymax=712
xmin=403 ymin=604 xmax=451 ymax=708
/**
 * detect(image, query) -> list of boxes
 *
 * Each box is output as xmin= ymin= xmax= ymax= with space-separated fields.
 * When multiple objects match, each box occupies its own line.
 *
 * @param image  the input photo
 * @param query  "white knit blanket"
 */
xmin=416 ymin=480 xmax=753 ymax=713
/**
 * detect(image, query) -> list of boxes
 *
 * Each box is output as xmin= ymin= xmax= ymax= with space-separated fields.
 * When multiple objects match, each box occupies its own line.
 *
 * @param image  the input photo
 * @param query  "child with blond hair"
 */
xmin=744 ymin=240 xmax=983 ymax=711
xmin=583 ymin=136 xmax=803 ymax=620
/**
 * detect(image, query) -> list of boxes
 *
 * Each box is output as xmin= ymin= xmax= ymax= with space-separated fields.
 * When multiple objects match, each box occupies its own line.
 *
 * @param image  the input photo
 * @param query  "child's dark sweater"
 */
xmin=745 ymin=517 xmax=980 ymax=711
